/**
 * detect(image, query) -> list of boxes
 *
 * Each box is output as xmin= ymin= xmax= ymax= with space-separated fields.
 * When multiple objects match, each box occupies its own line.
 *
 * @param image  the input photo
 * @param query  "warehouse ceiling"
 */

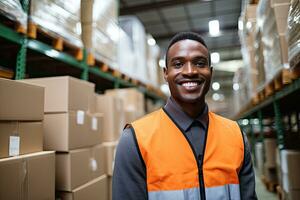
xmin=119 ymin=0 xmax=242 ymax=55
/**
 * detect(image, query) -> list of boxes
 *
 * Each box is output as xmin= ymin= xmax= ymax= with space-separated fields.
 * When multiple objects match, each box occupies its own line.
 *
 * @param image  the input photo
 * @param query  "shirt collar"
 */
xmin=163 ymin=97 xmax=209 ymax=131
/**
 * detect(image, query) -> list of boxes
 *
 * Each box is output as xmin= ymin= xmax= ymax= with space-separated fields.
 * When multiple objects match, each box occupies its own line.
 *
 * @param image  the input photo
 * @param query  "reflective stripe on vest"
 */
xmin=132 ymin=109 xmax=244 ymax=200
xmin=148 ymin=184 xmax=240 ymax=200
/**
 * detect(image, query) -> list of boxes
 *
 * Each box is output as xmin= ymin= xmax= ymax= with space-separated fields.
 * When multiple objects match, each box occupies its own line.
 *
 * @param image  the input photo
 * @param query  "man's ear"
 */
xmin=163 ymin=67 xmax=168 ymax=82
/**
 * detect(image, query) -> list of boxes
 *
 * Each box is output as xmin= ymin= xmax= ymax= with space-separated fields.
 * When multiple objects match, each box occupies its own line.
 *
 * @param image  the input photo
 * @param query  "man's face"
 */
xmin=164 ymin=39 xmax=212 ymax=104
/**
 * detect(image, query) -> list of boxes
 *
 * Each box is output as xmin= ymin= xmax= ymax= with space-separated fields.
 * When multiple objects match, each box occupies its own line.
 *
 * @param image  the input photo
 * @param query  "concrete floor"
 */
xmin=255 ymin=174 xmax=278 ymax=200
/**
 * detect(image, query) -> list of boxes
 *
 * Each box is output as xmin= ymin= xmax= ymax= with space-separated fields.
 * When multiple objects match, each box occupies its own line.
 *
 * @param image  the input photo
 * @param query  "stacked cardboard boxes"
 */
xmin=0 ymin=78 xmax=55 ymax=199
xmin=22 ymin=76 xmax=108 ymax=200
xmin=281 ymin=150 xmax=300 ymax=200
xmin=105 ymin=88 xmax=145 ymax=122
xmin=263 ymin=138 xmax=278 ymax=183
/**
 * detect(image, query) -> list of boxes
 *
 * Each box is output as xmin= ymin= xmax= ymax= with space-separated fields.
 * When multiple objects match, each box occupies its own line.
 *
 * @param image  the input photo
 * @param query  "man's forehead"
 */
xmin=168 ymin=39 xmax=209 ymax=58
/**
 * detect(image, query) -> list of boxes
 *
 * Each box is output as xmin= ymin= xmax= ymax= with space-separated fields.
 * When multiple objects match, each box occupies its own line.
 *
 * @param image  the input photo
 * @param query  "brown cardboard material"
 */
xmin=43 ymin=111 xmax=102 ymax=151
xmin=105 ymin=88 xmax=145 ymax=117
xmin=22 ymin=76 xmax=95 ymax=113
xmin=103 ymin=141 xmax=118 ymax=176
xmin=57 ymin=175 xmax=108 ymax=200
xmin=0 ymin=78 xmax=44 ymax=121
xmin=87 ymin=112 xmax=104 ymax=145
xmin=273 ymin=3 xmax=290 ymax=34
xmin=264 ymin=138 xmax=277 ymax=168
xmin=0 ymin=151 xmax=55 ymax=200
xmin=56 ymin=145 xmax=106 ymax=191
xmin=0 ymin=121 xmax=43 ymax=158
xmin=95 ymin=95 xmax=124 ymax=142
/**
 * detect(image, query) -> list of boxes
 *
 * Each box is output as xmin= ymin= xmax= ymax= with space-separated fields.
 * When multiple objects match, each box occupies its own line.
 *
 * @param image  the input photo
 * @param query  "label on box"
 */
xmin=92 ymin=117 xmax=98 ymax=131
xmin=90 ymin=158 xmax=98 ymax=172
xmin=77 ymin=110 xmax=85 ymax=125
xmin=9 ymin=136 xmax=20 ymax=156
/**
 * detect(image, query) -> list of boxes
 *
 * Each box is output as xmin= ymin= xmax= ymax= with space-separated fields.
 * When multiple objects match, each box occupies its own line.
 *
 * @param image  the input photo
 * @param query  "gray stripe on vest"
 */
xmin=148 ymin=184 xmax=240 ymax=200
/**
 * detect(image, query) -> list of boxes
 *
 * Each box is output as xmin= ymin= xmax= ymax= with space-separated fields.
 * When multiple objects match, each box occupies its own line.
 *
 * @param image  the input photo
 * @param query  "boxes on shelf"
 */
xmin=81 ymin=0 xmax=119 ymax=68
xmin=255 ymin=142 xmax=264 ymax=175
xmin=0 ymin=151 xmax=55 ymax=200
xmin=21 ymin=76 xmax=95 ymax=113
xmin=56 ymin=145 xmax=105 ymax=191
xmin=0 ymin=121 xmax=43 ymax=158
xmin=281 ymin=149 xmax=300 ymax=199
xmin=0 ymin=78 xmax=44 ymax=121
xmin=103 ymin=141 xmax=118 ymax=176
xmin=0 ymin=0 xmax=27 ymax=30
xmin=95 ymin=94 xmax=125 ymax=142
xmin=264 ymin=138 xmax=277 ymax=168
xmin=30 ymin=0 xmax=82 ymax=48
xmin=146 ymin=34 xmax=160 ymax=89
xmin=57 ymin=175 xmax=109 ymax=200
xmin=105 ymin=88 xmax=145 ymax=118
xmin=288 ymin=0 xmax=300 ymax=69
xmin=43 ymin=111 xmax=103 ymax=151
xmin=256 ymin=0 xmax=290 ymax=84
xmin=119 ymin=16 xmax=148 ymax=84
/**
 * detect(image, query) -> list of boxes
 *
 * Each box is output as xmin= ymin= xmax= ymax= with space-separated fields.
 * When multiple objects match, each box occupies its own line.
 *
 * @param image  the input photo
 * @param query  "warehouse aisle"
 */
xmin=256 ymin=174 xmax=277 ymax=200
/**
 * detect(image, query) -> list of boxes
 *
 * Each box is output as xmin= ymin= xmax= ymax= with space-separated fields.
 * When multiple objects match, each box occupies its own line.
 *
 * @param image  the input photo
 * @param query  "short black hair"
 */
xmin=165 ymin=31 xmax=211 ymax=67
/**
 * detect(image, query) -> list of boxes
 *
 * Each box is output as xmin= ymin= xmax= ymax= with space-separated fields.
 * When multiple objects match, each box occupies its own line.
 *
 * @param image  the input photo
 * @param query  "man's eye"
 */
xmin=174 ymin=62 xmax=183 ymax=67
xmin=195 ymin=61 xmax=207 ymax=67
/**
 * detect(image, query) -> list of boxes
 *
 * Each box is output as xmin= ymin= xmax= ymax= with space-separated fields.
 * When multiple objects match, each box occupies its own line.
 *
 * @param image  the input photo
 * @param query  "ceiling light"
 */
xmin=147 ymin=38 xmax=156 ymax=46
xmin=212 ymin=93 xmax=220 ymax=101
xmin=233 ymin=83 xmax=240 ymax=91
xmin=212 ymin=82 xmax=220 ymax=91
xmin=159 ymin=59 xmax=165 ymax=68
xmin=211 ymin=52 xmax=220 ymax=64
xmin=209 ymin=20 xmax=220 ymax=37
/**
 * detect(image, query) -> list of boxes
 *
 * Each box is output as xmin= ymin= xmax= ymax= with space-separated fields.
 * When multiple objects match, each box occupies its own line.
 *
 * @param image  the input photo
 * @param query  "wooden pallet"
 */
xmin=87 ymin=53 xmax=121 ymax=78
xmin=27 ymin=22 xmax=83 ymax=60
xmin=261 ymin=175 xmax=278 ymax=193
xmin=0 ymin=15 xmax=26 ymax=34
xmin=0 ymin=68 xmax=14 ymax=79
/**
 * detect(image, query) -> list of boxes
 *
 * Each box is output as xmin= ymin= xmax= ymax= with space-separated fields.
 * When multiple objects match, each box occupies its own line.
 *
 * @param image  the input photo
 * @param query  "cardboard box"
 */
xmin=0 ymin=78 xmax=44 ymax=121
xmin=281 ymin=150 xmax=300 ymax=189
xmin=57 ymin=175 xmax=108 ymax=200
xmin=0 ymin=121 xmax=43 ymax=158
xmin=0 ymin=151 xmax=55 ymax=200
xmin=264 ymin=138 xmax=277 ymax=168
xmin=96 ymin=95 xmax=124 ymax=142
xmin=103 ymin=142 xmax=118 ymax=176
xmin=87 ymin=112 xmax=104 ymax=144
xmin=43 ymin=111 xmax=102 ymax=151
xmin=22 ymin=76 xmax=95 ymax=113
xmin=105 ymin=88 xmax=145 ymax=117
xmin=56 ymin=145 xmax=106 ymax=191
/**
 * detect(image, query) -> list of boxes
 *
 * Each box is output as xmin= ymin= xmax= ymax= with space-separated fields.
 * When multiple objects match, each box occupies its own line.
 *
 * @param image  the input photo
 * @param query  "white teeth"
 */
xmin=182 ymin=82 xmax=198 ymax=87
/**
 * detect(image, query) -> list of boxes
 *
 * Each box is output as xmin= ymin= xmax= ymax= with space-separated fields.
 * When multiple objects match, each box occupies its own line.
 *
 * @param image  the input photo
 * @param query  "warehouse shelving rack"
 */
xmin=236 ymin=77 xmax=300 ymax=151
xmin=0 ymin=0 xmax=166 ymax=106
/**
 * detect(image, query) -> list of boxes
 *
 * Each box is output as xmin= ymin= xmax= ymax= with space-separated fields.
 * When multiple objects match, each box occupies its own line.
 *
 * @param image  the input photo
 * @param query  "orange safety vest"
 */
xmin=131 ymin=108 xmax=244 ymax=200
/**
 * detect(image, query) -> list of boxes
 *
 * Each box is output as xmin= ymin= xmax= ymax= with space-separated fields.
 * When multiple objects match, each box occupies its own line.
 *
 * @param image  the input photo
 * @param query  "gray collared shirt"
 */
xmin=112 ymin=98 xmax=257 ymax=200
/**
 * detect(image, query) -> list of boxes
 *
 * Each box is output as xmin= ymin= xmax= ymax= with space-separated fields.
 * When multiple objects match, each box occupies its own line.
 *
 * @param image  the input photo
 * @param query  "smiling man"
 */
xmin=112 ymin=32 xmax=257 ymax=200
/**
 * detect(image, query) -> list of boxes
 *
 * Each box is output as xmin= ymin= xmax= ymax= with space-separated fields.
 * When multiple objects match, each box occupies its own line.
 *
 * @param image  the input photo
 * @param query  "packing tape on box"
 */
xmin=77 ymin=110 xmax=85 ymax=125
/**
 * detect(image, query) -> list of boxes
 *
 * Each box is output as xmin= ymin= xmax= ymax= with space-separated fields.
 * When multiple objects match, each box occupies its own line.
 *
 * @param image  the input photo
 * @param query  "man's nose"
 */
xmin=182 ymin=62 xmax=197 ymax=76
